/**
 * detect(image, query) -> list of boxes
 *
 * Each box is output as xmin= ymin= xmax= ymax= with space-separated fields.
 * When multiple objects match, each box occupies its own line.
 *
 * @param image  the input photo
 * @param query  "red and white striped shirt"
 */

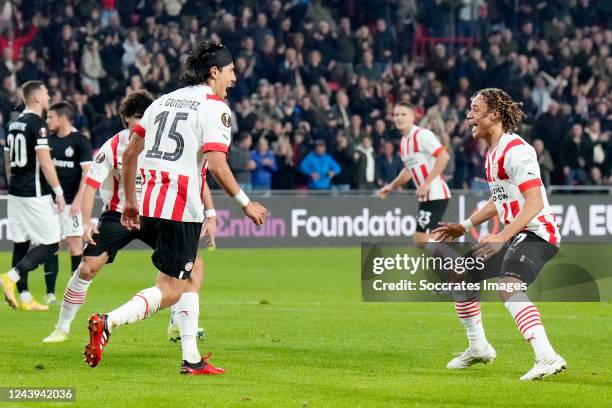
xmin=399 ymin=125 xmax=451 ymax=201
xmin=132 ymin=85 xmax=231 ymax=223
xmin=85 ymin=129 xmax=134 ymax=212
xmin=485 ymin=133 xmax=561 ymax=245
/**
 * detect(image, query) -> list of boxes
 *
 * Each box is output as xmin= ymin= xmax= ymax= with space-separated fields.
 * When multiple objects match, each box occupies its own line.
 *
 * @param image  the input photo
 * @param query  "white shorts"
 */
xmin=59 ymin=205 xmax=84 ymax=238
xmin=7 ymin=194 xmax=61 ymax=245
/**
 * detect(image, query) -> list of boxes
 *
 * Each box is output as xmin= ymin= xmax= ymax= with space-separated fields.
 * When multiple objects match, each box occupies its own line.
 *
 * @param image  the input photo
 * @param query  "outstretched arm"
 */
xmin=432 ymin=197 xmax=497 ymax=241
xmin=378 ymin=167 xmax=412 ymax=199
xmin=207 ymin=151 xmax=267 ymax=225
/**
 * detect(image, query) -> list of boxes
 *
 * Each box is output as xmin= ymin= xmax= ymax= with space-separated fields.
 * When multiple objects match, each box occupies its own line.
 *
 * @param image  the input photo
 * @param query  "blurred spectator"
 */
xmin=331 ymin=131 xmax=356 ymax=191
xmin=468 ymin=138 xmax=489 ymax=191
xmin=332 ymin=89 xmax=351 ymax=129
xmin=562 ymin=123 xmax=592 ymax=185
xmin=81 ymin=38 xmax=106 ymax=95
xmin=346 ymin=114 xmax=366 ymax=144
xmin=0 ymin=18 xmax=38 ymax=61
xmin=300 ymin=139 xmax=341 ymax=190
xmin=17 ymin=47 xmax=44 ymax=83
xmin=121 ymin=28 xmax=144 ymax=67
xmin=228 ymin=132 xmax=255 ymax=191
xmin=355 ymin=136 xmax=378 ymax=190
xmin=272 ymin=137 xmax=296 ymax=189
xmin=533 ymin=139 xmax=554 ymax=187
xmin=251 ymin=138 xmax=277 ymax=190
xmin=377 ymin=141 xmax=403 ymax=186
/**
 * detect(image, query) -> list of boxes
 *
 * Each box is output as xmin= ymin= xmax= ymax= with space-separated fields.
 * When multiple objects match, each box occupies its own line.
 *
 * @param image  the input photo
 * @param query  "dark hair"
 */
xmin=474 ymin=88 xmax=526 ymax=133
xmin=49 ymin=101 xmax=74 ymax=122
xmin=179 ymin=40 xmax=230 ymax=86
xmin=22 ymin=80 xmax=44 ymax=102
xmin=119 ymin=90 xmax=154 ymax=119
xmin=394 ymin=101 xmax=415 ymax=111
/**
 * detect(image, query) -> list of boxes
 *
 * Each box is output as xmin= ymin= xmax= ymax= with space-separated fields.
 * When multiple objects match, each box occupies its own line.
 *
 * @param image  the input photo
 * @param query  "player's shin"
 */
xmin=454 ymin=293 xmax=489 ymax=352
xmin=56 ymin=269 xmax=93 ymax=333
xmin=504 ymin=292 xmax=556 ymax=361
xmin=174 ymin=292 xmax=201 ymax=364
xmin=107 ymin=287 xmax=163 ymax=331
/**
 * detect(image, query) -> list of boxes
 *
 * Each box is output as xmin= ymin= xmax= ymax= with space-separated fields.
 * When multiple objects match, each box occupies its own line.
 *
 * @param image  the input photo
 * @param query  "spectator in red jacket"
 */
xmin=0 ymin=23 xmax=38 ymax=61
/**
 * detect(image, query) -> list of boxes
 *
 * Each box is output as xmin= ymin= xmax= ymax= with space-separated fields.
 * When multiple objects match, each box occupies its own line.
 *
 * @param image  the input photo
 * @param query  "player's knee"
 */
xmin=44 ymin=242 xmax=60 ymax=255
xmin=164 ymin=289 xmax=182 ymax=306
xmin=498 ymin=276 xmax=526 ymax=302
xmin=66 ymin=238 xmax=82 ymax=255
xmin=77 ymin=262 xmax=96 ymax=280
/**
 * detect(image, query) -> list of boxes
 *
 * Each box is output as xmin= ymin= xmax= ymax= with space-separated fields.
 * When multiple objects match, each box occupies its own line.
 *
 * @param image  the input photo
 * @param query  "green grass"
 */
xmin=1 ymin=248 xmax=611 ymax=407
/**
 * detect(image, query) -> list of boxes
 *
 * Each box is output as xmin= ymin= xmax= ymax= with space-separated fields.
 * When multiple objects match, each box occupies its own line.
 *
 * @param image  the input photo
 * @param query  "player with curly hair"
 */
xmin=434 ymin=88 xmax=566 ymax=381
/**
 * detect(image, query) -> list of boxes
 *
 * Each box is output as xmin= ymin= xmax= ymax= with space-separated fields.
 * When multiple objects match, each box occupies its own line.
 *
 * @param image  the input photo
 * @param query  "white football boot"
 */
xmin=44 ymin=293 xmax=58 ymax=305
xmin=447 ymin=343 xmax=497 ymax=369
xmin=43 ymin=328 xmax=68 ymax=343
xmin=520 ymin=354 xmax=567 ymax=381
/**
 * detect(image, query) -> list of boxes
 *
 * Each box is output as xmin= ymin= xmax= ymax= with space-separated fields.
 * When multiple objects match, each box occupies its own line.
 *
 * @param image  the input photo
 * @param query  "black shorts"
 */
xmin=83 ymin=211 xmax=156 ymax=263
xmin=139 ymin=216 xmax=201 ymax=280
xmin=416 ymin=199 xmax=448 ymax=233
xmin=470 ymin=231 xmax=559 ymax=285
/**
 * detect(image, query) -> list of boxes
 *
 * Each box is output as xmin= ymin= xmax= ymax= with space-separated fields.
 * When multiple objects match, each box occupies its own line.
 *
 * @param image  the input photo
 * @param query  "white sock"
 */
xmin=505 ymin=293 xmax=556 ymax=361
xmin=455 ymin=299 xmax=488 ymax=352
xmin=107 ymin=287 xmax=162 ymax=332
xmin=56 ymin=273 xmax=92 ymax=333
xmin=19 ymin=291 xmax=32 ymax=303
xmin=7 ymin=268 xmax=20 ymax=282
xmin=174 ymin=292 xmax=201 ymax=364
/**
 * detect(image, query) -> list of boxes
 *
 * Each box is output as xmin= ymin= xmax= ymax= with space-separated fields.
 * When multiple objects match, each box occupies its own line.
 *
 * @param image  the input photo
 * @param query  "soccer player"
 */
xmin=42 ymin=90 xmax=214 ymax=344
xmin=433 ymin=88 xmax=566 ymax=381
xmin=378 ymin=102 xmax=451 ymax=244
xmin=44 ymin=102 xmax=93 ymax=304
xmin=0 ymin=81 xmax=65 ymax=311
xmin=83 ymin=41 xmax=267 ymax=375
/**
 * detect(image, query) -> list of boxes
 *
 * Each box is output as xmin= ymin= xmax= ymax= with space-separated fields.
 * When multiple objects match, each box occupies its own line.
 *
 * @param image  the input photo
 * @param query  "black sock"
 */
xmin=13 ymin=242 xmax=31 ymax=293
xmin=44 ymin=254 xmax=59 ymax=294
xmin=71 ymin=255 xmax=82 ymax=274
xmin=16 ymin=268 xmax=29 ymax=293
xmin=12 ymin=242 xmax=30 ymax=267
xmin=14 ymin=242 xmax=60 ymax=293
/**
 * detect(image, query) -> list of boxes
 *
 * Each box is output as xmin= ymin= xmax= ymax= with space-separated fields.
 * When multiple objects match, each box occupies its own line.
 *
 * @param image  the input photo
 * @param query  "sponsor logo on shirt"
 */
xmin=53 ymin=158 xmax=75 ymax=168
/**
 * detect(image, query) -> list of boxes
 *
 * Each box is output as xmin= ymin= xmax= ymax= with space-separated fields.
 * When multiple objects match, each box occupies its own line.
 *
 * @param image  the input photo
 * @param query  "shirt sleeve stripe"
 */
xmin=34 ymin=145 xmax=50 ymax=150
xmin=80 ymin=161 xmax=93 ymax=166
xmin=85 ymin=177 xmax=101 ymax=189
xmin=432 ymin=146 xmax=444 ymax=157
xmin=133 ymin=123 xmax=146 ymax=138
xmin=202 ymin=143 xmax=229 ymax=153
xmin=518 ymin=178 xmax=542 ymax=192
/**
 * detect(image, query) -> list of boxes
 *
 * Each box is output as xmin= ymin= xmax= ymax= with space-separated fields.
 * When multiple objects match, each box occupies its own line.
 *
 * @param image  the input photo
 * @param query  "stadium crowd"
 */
xmin=0 ymin=0 xmax=609 ymax=190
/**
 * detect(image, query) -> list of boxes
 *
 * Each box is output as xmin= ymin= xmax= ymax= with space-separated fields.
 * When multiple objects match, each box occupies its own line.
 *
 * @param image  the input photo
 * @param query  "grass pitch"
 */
xmin=0 ymin=248 xmax=611 ymax=407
